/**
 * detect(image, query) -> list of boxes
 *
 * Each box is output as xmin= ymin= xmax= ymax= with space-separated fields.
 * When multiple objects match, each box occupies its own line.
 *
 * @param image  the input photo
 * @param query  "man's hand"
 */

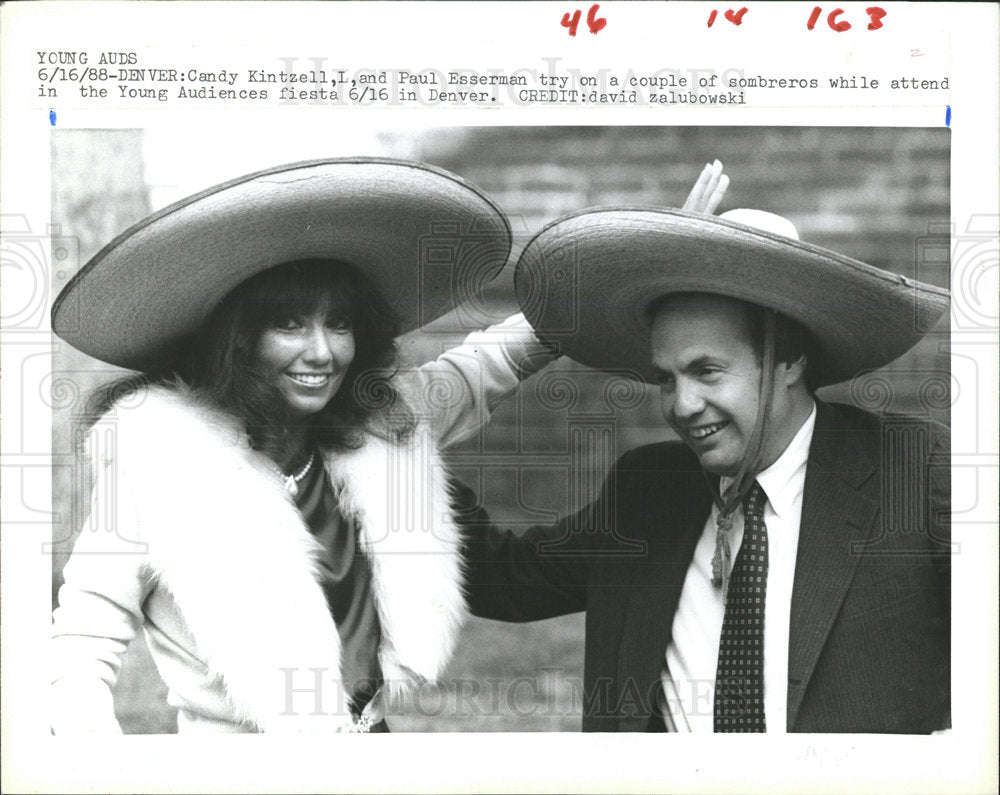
xmin=682 ymin=159 xmax=729 ymax=214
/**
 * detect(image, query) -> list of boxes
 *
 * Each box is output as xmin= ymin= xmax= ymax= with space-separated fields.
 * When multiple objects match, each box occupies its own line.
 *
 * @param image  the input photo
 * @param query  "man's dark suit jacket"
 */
xmin=461 ymin=400 xmax=950 ymax=733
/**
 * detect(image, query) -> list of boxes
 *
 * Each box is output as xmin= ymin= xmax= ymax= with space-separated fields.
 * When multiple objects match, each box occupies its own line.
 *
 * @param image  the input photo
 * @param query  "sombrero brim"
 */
xmin=514 ymin=207 xmax=949 ymax=387
xmin=52 ymin=157 xmax=511 ymax=370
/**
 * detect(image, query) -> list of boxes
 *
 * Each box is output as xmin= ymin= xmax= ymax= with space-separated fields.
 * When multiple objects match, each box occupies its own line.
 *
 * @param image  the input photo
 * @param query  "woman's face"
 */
xmin=254 ymin=303 xmax=356 ymax=418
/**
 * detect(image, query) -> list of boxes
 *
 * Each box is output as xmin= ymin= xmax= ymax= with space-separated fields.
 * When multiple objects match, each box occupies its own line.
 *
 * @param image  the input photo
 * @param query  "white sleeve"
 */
xmin=404 ymin=312 xmax=560 ymax=449
xmin=50 ymin=462 xmax=150 ymax=735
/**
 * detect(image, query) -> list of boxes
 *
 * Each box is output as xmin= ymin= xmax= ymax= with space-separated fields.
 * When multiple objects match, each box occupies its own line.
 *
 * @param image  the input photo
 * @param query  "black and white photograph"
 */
xmin=2 ymin=3 xmax=997 ymax=794
xmin=47 ymin=125 xmax=950 ymax=734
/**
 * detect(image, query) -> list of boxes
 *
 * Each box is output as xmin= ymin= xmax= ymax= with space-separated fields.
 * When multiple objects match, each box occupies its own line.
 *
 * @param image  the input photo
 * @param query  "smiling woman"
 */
xmin=84 ymin=258 xmax=401 ymax=471
xmin=202 ymin=259 xmax=396 ymax=465
xmin=240 ymin=262 xmax=371 ymax=431
xmin=49 ymin=158 xmax=554 ymax=734
xmin=254 ymin=297 xmax=356 ymax=423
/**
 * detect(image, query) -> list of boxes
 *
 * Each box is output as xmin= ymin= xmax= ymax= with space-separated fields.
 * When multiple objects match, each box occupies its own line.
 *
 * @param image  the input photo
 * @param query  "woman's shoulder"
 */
xmin=101 ymin=383 xmax=243 ymax=440
xmin=94 ymin=383 xmax=287 ymax=524
xmin=93 ymin=383 xmax=253 ymax=476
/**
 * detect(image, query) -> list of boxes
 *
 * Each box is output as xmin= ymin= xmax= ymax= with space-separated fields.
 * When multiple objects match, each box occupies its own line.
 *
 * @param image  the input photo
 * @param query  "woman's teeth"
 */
xmin=289 ymin=373 xmax=330 ymax=386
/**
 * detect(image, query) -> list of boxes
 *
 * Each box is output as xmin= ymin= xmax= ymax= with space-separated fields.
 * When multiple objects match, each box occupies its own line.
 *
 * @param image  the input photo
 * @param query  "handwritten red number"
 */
xmin=563 ymin=5 xmax=604 ymax=36
xmin=563 ymin=10 xmax=580 ymax=36
xmin=809 ymin=7 xmax=866 ymax=32
xmin=562 ymin=9 xmax=581 ymax=36
xmin=724 ymin=7 xmax=748 ymax=25
xmin=586 ymin=4 xmax=607 ymax=33
xmin=866 ymin=6 xmax=886 ymax=30
xmin=709 ymin=7 xmax=748 ymax=27
xmin=827 ymin=8 xmax=851 ymax=31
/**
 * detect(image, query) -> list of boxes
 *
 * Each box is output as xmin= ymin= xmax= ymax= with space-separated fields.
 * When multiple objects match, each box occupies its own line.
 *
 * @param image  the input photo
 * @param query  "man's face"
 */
xmin=650 ymin=294 xmax=795 ymax=477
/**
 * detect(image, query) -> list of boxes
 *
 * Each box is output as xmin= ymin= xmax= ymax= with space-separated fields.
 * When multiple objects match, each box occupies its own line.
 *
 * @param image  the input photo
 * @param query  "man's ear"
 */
xmin=780 ymin=355 xmax=808 ymax=388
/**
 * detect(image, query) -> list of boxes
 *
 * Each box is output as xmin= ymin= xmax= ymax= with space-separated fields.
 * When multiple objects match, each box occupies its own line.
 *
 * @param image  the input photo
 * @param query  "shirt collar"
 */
xmin=721 ymin=401 xmax=817 ymax=521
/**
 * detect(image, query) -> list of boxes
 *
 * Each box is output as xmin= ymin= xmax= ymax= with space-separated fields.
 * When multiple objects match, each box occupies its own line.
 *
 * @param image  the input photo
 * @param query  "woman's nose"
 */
xmin=302 ymin=326 xmax=334 ymax=365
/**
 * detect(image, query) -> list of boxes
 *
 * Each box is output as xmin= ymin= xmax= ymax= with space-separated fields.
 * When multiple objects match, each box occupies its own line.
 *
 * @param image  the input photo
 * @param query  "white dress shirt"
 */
xmin=662 ymin=402 xmax=816 ymax=732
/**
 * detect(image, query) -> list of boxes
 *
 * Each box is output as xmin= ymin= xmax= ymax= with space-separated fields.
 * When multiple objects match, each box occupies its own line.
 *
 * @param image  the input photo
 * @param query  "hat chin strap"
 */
xmin=708 ymin=309 xmax=776 ymax=597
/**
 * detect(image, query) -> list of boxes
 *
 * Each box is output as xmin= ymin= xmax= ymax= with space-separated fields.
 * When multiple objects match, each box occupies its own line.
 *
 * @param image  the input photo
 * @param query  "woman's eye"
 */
xmin=326 ymin=317 xmax=352 ymax=331
xmin=273 ymin=317 xmax=302 ymax=331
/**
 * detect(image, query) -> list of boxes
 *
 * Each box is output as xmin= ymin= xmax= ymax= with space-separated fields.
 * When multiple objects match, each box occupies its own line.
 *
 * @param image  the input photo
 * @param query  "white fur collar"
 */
xmin=106 ymin=385 xmax=466 ymax=732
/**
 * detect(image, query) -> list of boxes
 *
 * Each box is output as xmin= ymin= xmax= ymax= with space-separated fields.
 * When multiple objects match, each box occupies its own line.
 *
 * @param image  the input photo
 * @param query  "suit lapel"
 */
xmin=615 ymin=468 xmax=712 ymax=729
xmin=786 ymin=401 xmax=878 ymax=729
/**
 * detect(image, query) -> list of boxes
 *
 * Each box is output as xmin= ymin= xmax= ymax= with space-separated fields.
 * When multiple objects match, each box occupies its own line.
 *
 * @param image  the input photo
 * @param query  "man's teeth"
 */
xmin=289 ymin=373 xmax=330 ymax=385
xmin=689 ymin=422 xmax=726 ymax=439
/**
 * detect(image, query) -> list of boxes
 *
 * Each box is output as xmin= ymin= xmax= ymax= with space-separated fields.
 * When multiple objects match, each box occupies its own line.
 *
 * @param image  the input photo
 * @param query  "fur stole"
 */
xmin=103 ymin=385 xmax=466 ymax=732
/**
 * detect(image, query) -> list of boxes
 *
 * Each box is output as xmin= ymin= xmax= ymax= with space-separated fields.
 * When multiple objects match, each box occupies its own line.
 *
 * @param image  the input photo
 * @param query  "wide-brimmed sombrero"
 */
xmin=514 ymin=207 xmax=949 ymax=387
xmin=52 ymin=157 xmax=511 ymax=370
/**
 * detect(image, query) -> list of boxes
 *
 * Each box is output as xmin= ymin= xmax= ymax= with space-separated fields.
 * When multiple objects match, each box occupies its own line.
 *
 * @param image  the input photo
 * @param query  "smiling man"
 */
xmin=648 ymin=292 xmax=816 ymax=479
xmin=462 ymin=206 xmax=951 ymax=733
xmin=646 ymin=291 xmax=822 ymax=732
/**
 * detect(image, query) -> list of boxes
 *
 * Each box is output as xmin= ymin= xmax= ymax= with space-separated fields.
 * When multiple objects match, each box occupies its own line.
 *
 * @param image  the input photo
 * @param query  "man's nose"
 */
xmin=671 ymin=379 xmax=704 ymax=420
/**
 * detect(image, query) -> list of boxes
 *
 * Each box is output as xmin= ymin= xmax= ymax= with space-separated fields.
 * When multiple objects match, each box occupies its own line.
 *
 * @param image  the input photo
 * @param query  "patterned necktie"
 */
xmin=714 ymin=480 xmax=768 ymax=732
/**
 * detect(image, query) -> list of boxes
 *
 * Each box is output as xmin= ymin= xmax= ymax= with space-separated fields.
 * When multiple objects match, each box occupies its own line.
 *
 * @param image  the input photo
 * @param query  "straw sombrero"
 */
xmin=52 ymin=157 xmax=511 ymax=370
xmin=514 ymin=207 xmax=949 ymax=387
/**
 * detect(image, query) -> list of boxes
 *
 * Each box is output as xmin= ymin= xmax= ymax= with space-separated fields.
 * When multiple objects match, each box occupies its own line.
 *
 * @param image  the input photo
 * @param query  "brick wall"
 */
xmin=408 ymin=126 xmax=949 ymax=281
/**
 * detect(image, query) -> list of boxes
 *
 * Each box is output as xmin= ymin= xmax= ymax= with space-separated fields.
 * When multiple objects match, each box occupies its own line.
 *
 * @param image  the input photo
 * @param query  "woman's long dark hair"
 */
xmin=83 ymin=259 xmax=415 ymax=458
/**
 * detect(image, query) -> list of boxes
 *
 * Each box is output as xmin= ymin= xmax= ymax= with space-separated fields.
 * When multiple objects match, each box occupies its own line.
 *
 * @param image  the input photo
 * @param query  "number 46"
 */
xmin=562 ymin=3 xmax=607 ymax=36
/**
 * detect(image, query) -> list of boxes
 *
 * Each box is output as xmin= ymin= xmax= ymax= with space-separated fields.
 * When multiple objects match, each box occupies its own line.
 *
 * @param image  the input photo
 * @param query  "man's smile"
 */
xmin=685 ymin=420 xmax=730 ymax=440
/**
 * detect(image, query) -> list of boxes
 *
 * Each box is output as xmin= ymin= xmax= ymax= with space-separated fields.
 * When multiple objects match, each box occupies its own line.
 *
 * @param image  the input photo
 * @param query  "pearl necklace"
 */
xmin=282 ymin=451 xmax=316 ymax=497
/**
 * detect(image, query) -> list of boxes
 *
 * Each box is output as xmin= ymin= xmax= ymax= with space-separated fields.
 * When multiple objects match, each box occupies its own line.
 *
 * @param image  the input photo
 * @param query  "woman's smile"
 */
xmin=287 ymin=372 xmax=334 ymax=387
xmin=255 ymin=305 xmax=356 ymax=418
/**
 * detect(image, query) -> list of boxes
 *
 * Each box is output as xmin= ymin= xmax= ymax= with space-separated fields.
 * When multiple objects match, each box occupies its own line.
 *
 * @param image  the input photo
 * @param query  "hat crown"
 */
xmin=719 ymin=209 xmax=799 ymax=240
